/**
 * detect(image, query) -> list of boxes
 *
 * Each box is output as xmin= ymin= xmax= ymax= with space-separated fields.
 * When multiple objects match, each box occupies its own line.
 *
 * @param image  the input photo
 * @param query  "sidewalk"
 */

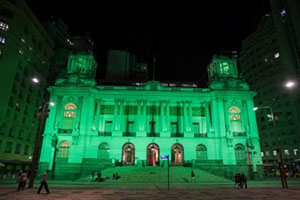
xmin=0 ymin=186 xmax=300 ymax=200
xmin=1 ymin=177 xmax=300 ymax=189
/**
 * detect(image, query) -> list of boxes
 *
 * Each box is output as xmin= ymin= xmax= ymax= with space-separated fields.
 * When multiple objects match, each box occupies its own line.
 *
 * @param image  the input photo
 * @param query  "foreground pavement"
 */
xmin=1 ymin=178 xmax=300 ymax=199
xmin=0 ymin=186 xmax=300 ymax=200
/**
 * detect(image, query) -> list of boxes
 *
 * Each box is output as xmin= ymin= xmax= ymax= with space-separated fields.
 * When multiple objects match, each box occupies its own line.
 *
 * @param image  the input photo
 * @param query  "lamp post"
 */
xmin=254 ymin=106 xmax=288 ymax=188
xmin=28 ymin=102 xmax=54 ymax=188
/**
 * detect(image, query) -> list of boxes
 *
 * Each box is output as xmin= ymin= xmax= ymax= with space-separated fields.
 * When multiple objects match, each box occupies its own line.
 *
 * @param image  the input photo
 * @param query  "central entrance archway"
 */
xmin=122 ymin=143 xmax=135 ymax=165
xmin=147 ymin=143 xmax=159 ymax=166
xmin=171 ymin=143 xmax=184 ymax=166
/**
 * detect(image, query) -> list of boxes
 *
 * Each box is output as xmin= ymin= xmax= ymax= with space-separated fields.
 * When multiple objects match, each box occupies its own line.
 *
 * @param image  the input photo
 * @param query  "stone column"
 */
xmin=246 ymin=99 xmax=260 ymax=138
xmin=178 ymin=102 xmax=184 ymax=134
xmin=142 ymin=100 xmax=147 ymax=132
xmin=188 ymin=101 xmax=193 ymax=132
xmin=184 ymin=101 xmax=193 ymax=137
xmin=93 ymin=99 xmax=101 ymax=132
xmin=183 ymin=101 xmax=188 ymax=132
xmin=242 ymin=100 xmax=250 ymax=134
xmin=223 ymin=100 xmax=230 ymax=135
xmin=137 ymin=100 xmax=142 ymax=131
xmin=204 ymin=102 xmax=211 ymax=135
xmin=120 ymin=99 xmax=124 ymax=132
xmin=160 ymin=101 xmax=166 ymax=131
xmin=166 ymin=101 xmax=170 ymax=133
xmin=113 ymin=99 xmax=119 ymax=131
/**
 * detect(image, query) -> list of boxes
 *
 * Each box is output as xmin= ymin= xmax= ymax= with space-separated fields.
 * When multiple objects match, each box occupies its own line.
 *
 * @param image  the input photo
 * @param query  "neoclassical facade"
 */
xmin=38 ymin=53 xmax=263 ymax=179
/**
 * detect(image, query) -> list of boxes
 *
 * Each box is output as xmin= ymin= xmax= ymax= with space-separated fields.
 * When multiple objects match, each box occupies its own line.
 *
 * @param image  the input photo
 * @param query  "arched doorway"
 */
xmin=57 ymin=140 xmax=70 ymax=162
xmin=196 ymin=144 xmax=207 ymax=160
xmin=98 ymin=143 xmax=110 ymax=159
xmin=147 ymin=143 xmax=159 ymax=166
xmin=235 ymin=144 xmax=247 ymax=164
xmin=171 ymin=143 xmax=184 ymax=166
xmin=122 ymin=143 xmax=135 ymax=165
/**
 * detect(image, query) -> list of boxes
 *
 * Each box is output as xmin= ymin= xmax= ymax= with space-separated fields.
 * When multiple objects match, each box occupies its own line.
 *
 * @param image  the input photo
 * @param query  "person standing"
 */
xmin=191 ymin=170 xmax=196 ymax=183
xmin=234 ymin=173 xmax=241 ymax=188
xmin=240 ymin=172 xmax=247 ymax=188
xmin=91 ymin=170 xmax=95 ymax=182
xmin=97 ymin=170 xmax=102 ymax=182
xmin=37 ymin=170 xmax=50 ymax=194
xmin=17 ymin=171 xmax=27 ymax=190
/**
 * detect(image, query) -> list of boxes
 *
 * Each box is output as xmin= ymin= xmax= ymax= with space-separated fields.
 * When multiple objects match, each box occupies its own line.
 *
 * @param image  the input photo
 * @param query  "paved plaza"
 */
xmin=1 ymin=179 xmax=300 ymax=200
xmin=1 ymin=186 xmax=300 ymax=200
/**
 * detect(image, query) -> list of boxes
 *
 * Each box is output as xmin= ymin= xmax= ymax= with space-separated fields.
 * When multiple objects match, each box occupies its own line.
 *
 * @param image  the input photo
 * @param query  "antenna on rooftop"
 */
xmin=152 ymin=54 xmax=156 ymax=81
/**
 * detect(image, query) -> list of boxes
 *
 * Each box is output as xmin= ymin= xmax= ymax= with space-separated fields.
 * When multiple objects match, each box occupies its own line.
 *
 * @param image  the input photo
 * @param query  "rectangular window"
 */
xmin=105 ymin=121 xmax=112 ymax=132
xmin=0 ymin=21 xmax=9 ymax=31
xmin=18 ymin=130 xmax=24 ymax=139
xmin=15 ymin=143 xmax=21 ymax=154
xmin=0 ymin=124 xmax=6 ymax=135
xmin=261 ymin=152 xmax=264 ymax=157
xmin=284 ymin=149 xmax=289 ymax=155
xmin=8 ymin=127 xmax=15 ymax=137
xmin=294 ymin=149 xmax=298 ymax=156
xmin=274 ymin=52 xmax=280 ymax=59
xmin=0 ymin=36 xmax=5 ymax=44
xmin=193 ymin=122 xmax=199 ymax=134
xmin=5 ymin=142 xmax=12 ymax=153
xmin=265 ymin=151 xmax=270 ymax=156
xmin=24 ymin=145 xmax=29 ymax=155
xmin=273 ymin=150 xmax=277 ymax=156
xmin=171 ymin=122 xmax=178 ymax=134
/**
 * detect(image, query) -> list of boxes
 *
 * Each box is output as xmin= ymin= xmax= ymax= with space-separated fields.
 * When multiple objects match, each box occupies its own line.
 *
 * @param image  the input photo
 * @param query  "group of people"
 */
xmin=234 ymin=172 xmax=247 ymax=188
xmin=91 ymin=170 xmax=120 ymax=182
xmin=17 ymin=169 xmax=50 ymax=194
xmin=17 ymin=170 xmax=28 ymax=190
xmin=91 ymin=170 xmax=102 ymax=182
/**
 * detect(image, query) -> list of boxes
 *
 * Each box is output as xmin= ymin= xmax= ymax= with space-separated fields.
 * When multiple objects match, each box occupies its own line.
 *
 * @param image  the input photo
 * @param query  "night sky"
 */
xmin=27 ymin=1 xmax=270 ymax=86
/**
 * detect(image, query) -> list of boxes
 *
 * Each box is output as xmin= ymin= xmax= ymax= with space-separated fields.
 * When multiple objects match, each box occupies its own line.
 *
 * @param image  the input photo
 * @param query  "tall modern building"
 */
xmin=240 ymin=0 xmax=300 ymax=172
xmin=43 ymin=17 xmax=70 ymax=50
xmin=105 ymin=50 xmax=148 ymax=82
xmin=0 ymin=0 xmax=54 ymax=176
xmin=37 ymin=52 xmax=263 ymax=180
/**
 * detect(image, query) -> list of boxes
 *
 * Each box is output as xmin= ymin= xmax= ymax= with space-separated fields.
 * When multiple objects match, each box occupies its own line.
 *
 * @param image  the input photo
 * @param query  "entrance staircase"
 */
xmin=78 ymin=166 xmax=232 ymax=184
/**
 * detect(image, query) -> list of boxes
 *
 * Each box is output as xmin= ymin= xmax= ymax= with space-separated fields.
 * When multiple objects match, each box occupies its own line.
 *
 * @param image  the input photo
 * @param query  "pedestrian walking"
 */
xmin=37 ymin=170 xmax=50 ymax=194
xmin=240 ymin=172 xmax=247 ymax=188
xmin=233 ymin=173 xmax=241 ymax=188
xmin=91 ymin=170 xmax=95 ymax=182
xmin=17 ymin=171 xmax=27 ymax=190
xmin=191 ymin=170 xmax=196 ymax=183
xmin=97 ymin=170 xmax=102 ymax=182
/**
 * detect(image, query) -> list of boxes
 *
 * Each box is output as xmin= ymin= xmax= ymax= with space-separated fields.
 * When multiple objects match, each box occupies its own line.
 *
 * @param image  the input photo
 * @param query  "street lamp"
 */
xmin=285 ymin=81 xmax=295 ymax=88
xmin=253 ymin=106 xmax=288 ymax=188
xmin=32 ymin=77 xmax=39 ymax=83
xmin=28 ymin=101 xmax=55 ymax=188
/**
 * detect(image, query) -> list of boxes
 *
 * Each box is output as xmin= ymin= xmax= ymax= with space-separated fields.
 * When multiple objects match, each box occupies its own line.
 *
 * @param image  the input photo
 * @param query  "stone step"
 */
xmin=78 ymin=166 xmax=231 ymax=183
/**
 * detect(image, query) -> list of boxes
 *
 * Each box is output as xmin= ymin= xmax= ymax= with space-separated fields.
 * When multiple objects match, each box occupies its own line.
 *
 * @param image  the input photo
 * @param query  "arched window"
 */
xmin=98 ymin=143 xmax=110 ymax=159
xmin=62 ymin=103 xmax=77 ymax=129
xmin=63 ymin=103 xmax=77 ymax=118
xmin=235 ymin=144 xmax=246 ymax=163
xmin=147 ymin=143 xmax=159 ymax=166
xmin=122 ymin=143 xmax=135 ymax=165
xmin=171 ymin=143 xmax=184 ymax=166
xmin=229 ymin=107 xmax=241 ymax=121
xmin=57 ymin=141 xmax=70 ymax=161
xmin=196 ymin=144 xmax=207 ymax=160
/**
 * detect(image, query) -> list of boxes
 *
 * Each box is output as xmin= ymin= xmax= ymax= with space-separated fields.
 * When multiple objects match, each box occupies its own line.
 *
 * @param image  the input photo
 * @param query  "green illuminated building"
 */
xmin=38 ymin=52 xmax=263 ymax=179
xmin=0 ymin=0 xmax=54 ymax=175
xmin=240 ymin=0 xmax=300 ymax=170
